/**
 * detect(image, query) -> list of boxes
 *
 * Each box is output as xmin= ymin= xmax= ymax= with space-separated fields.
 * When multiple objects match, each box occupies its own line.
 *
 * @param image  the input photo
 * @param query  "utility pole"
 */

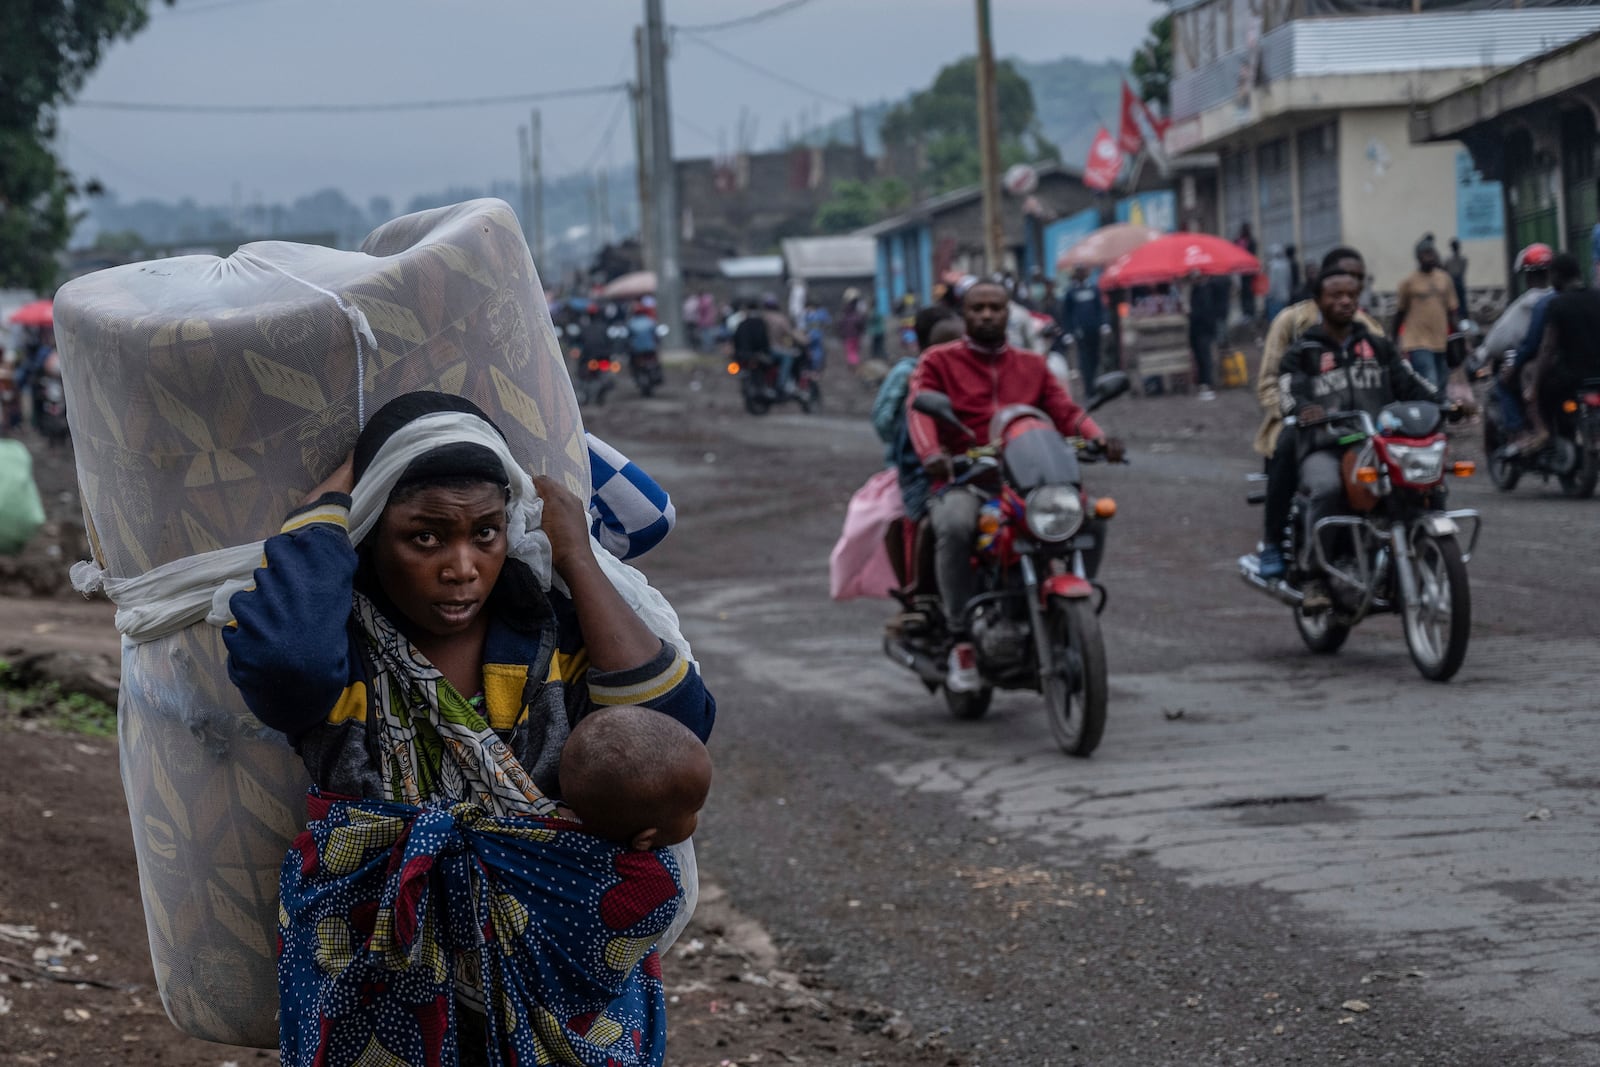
xmin=632 ymin=26 xmax=654 ymax=268
xmin=517 ymin=124 xmax=532 ymax=249
xmin=597 ymin=168 xmax=612 ymax=245
xmin=974 ymin=0 xmax=1005 ymax=277
xmin=531 ymin=109 xmax=545 ymax=268
xmin=644 ymin=0 xmax=684 ymax=344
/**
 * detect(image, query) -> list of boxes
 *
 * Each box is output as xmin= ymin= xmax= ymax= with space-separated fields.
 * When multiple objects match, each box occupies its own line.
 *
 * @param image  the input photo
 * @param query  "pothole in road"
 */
xmin=1196 ymin=793 xmax=1361 ymax=826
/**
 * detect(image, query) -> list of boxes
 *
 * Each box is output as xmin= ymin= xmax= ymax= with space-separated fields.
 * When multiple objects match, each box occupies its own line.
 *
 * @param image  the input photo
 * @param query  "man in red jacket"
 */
xmin=907 ymin=280 xmax=1123 ymax=692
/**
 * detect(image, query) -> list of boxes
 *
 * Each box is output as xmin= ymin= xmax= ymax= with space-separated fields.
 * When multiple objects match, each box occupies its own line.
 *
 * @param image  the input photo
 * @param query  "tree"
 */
xmin=1131 ymin=11 xmax=1173 ymax=111
xmin=0 ymin=1 xmax=167 ymax=292
xmin=880 ymin=57 xmax=1059 ymax=196
xmin=812 ymin=177 xmax=916 ymax=235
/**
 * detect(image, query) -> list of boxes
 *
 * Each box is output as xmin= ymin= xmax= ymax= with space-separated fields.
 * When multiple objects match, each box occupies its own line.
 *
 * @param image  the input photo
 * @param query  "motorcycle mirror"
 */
xmin=1087 ymin=371 xmax=1131 ymax=412
xmin=911 ymin=391 xmax=975 ymax=437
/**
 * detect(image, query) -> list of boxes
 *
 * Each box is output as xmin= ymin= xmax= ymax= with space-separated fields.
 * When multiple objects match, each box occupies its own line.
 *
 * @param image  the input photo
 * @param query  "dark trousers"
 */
xmin=1189 ymin=321 xmax=1215 ymax=387
xmin=1263 ymin=427 xmax=1298 ymax=547
xmin=1076 ymin=331 xmax=1100 ymax=395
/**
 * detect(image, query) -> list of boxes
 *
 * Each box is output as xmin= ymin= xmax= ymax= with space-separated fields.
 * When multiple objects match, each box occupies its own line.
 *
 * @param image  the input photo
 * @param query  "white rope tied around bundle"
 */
xmin=70 ymin=412 xmax=693 ymax=662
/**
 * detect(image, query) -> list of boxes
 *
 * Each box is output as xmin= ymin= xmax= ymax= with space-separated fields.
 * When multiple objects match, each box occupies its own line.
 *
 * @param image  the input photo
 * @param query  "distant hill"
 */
xmin=1015 ymin=56 xmax=1127 ymax=166
xmin=812 ymin=54 xmax=1127 ymax=170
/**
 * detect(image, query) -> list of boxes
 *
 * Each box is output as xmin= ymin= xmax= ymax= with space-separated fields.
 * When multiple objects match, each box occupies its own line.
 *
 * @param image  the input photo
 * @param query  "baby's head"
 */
xmin=559 ymin=706 xmax=712 ymax=851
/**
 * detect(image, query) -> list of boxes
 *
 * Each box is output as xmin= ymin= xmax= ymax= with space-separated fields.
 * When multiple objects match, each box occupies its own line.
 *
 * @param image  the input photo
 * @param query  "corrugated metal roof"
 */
xmin=780 ymin=236 xmax=876 ymax=280
xmin=718 ymin=256 xmax=784 ymax=279
xmin=1288 ymin=8 xmax=1600 ymax=74
xmin=1171 ymin=6 xmax=1600 ymax=119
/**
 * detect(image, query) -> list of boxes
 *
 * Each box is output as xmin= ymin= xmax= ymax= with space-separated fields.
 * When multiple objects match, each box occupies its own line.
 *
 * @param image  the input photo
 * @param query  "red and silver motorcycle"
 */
xmin=883 ymin=375 xmax=1128 ymax=756
xmin=1241 ymin=400 xmax=1481 ymax=681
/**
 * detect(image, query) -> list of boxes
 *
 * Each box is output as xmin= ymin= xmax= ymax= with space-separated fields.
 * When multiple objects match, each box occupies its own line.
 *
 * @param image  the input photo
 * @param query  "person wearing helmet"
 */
xmin=1477 ymin=243 xmax=1555 ymax=450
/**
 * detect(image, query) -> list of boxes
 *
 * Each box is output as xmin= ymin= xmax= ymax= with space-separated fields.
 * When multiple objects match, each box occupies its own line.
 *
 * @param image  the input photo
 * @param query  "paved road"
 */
xmin=585 ymin=371 xmax=1600 ymax=1065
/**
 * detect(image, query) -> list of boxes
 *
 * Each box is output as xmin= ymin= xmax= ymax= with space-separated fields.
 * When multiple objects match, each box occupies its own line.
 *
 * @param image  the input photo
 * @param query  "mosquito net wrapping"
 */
xmin=53 ymin=199 xmax=615 ymax=1047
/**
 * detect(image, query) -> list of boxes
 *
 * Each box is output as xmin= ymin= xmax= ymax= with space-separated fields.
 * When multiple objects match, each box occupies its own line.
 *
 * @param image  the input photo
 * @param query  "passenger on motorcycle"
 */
xmin=1480 ymin=243 xmax=1553 ymax=451
xmin=1519 ymin=252 xmax=1600 ymax=452
xmin=1254 ymin=246 xmax=1381 ymax=580
xmin=1498 ymin=252 xmax=1592 ymax=455
xmin=1280 ymin=268 xmax=1457 ymax=609
xmin=908 ymin=280 xmax=1123 ymax=693
xmin=872 ymin=305 xmax=964 ymax=519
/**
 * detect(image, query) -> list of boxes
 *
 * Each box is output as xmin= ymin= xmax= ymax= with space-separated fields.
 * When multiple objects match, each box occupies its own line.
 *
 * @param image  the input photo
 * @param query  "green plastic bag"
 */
xmin=0 ymin=439 xmax=45 ymax=555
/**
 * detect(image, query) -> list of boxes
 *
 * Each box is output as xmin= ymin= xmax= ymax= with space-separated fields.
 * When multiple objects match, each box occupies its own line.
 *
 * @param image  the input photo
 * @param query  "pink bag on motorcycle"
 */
xmin=829 ymin=468 xmax=903 ymax=601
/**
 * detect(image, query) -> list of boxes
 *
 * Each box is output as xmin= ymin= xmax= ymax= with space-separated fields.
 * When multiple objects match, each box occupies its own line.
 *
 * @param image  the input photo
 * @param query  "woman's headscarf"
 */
xmin=354 ymin=391 xmax=508 ymax=500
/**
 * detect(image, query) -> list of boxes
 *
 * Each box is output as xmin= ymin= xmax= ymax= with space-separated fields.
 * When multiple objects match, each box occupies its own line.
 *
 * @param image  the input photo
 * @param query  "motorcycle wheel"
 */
xmin=944 ymin=685 xmax=994 ymax=721
xmin=1483 ymin=418 xmax=1520 ymax=492
xmin=635 ymin=372 xmax=656 ymax=399
xmin=1043 ymin=598 xmax=1107 ymax=757
xmin=1293 ymin=605 xmax=1349 ymax=654
xmin=1558 ymin=426 xmax=1598 ymax=498
xmin=742 ymin=383 xmax=771 ymax=415
xmin=1402 ymin=532 xmax=1471 ymax=683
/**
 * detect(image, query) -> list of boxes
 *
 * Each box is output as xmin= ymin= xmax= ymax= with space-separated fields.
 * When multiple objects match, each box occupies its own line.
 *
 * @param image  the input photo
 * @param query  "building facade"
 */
xmin=1165 ymin=0 xmax=1600 ymax=310
xmin=1412 ymin=29 xmax=1600 ymax=287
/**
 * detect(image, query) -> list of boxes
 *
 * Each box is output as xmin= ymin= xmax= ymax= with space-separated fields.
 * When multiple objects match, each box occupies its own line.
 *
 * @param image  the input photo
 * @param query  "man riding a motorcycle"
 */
xmin=1501 ymin=253 xmax=1596 ymax=455
xmin=1281 ymin=268 xmax=1459 ymax=609
xmin=908 ymin=280 xmax=1124 ymax=692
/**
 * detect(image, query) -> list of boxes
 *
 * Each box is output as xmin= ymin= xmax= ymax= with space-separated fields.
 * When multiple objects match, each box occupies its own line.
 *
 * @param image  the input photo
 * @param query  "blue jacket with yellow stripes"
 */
xmin=222 ymin=494 xmax=714 ymax=800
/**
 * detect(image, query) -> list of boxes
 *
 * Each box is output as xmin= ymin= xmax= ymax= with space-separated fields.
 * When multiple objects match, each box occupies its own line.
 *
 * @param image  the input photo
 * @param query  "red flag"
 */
xmin=1118 ymin=83 xmax=1144 ymax=156
xmin=1083 ymin=126 xmax=1123 ymax=191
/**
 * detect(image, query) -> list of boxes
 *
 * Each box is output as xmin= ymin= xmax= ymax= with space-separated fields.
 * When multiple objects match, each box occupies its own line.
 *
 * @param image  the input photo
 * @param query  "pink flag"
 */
xmin=1117 ymin=83 xmax=1145 ymax=157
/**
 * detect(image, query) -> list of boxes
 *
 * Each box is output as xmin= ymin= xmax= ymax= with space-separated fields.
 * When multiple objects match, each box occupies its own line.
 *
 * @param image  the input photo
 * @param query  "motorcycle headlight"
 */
xmin=1386 ymin=440 xmax=1448 ymax=485
xmin=1024 ymin=486 xmax=1083 ymax=542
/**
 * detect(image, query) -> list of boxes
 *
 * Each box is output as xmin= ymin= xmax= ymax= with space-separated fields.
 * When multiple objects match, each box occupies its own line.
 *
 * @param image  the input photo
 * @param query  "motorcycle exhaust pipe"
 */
xmin=1237 ymin=556 xmax=1304 ymax=607
xmin=883 ymin=635 xmax=946 ymax=687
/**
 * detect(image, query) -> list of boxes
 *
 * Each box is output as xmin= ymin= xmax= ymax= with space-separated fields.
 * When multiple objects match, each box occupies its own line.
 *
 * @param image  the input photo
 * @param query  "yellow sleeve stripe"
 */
xmin=545 ymin=649 xmax=591 ymax=686
xmin=326 ymin=681 xmax=368 ymax=725
xmin=281 ymin=504 xmax=349 ymax=534
xmin=589 ymin=654 xmax=690 ymax=707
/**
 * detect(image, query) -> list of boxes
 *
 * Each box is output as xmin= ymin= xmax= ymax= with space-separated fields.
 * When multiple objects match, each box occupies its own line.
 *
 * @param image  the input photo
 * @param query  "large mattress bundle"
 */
xmin=54 ymin=199 xmax=587 ymax=1047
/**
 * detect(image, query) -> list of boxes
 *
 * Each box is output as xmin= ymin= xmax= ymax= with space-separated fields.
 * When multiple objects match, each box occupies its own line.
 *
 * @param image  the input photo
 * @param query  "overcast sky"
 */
xmin=57 ymin=0 xmax=1157 ymax=208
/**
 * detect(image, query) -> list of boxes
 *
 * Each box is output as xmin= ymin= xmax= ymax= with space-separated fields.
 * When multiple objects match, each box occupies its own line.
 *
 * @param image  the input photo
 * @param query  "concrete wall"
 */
xmin=1337 ymin=108 xmax=1508 ymax=308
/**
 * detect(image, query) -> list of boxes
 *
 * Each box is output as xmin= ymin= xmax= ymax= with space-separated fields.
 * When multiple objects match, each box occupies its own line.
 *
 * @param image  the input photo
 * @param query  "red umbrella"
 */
xmin=1098 ymin=234 xmax=1260 ymax=290
xmin=1056 ymin=223 xmax=1163 ymax=272
xmin=8 ymin=299 xmax=52 ymax=327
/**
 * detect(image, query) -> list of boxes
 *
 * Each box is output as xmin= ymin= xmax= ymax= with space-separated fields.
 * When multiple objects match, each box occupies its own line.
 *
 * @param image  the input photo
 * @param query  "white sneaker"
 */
xmin=1197 ymin=387 xmax=1217 ymax=401
xmin=946 ymin=642 xmax=981 ymax=693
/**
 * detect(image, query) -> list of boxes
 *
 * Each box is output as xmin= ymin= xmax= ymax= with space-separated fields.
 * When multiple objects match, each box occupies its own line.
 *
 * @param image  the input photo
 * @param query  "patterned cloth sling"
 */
xmin=275 ymin=597 xmax=683 ymax=1066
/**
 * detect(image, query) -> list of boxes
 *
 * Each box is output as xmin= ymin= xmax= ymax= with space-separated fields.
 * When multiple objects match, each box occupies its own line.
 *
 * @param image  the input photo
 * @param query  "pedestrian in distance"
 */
xmin=1058 ymin=264 xmax=1107 ymax=401
xmin=840 ymin=291 xmax=866 ymax=369
xmin=1264 ymin=244 xmax=1293 ymax=325
xmin=1394 ymin=234 xmax=1460 ymax=393
xmin=1235 ymin=222 xmax=1259 ymax=321
xmin=1445 ymin=237 xmax=1469 ymax=316
xmin=1184 ymin=269 xmax=1220 ymax=400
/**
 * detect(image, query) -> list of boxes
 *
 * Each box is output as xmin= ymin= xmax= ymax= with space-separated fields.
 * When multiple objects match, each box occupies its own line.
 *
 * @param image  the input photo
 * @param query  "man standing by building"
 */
xmin=1185 ymin=270 xmax=1221 ymax=401
xmin=1445 ymin=237 xmax=1469 ymax=315
xmin=1394 ymin=235 xmax=1459 ymax=392
xmin=1058 ymin=265 xmax=1106 ymax=398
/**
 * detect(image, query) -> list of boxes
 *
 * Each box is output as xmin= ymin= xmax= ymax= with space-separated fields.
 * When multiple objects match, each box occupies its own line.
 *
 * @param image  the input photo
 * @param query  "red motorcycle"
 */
xmin=883 ymin=375 xmax=1128 ymax=756
xmin=1241 ymin=400 xmax=1480 ymax=681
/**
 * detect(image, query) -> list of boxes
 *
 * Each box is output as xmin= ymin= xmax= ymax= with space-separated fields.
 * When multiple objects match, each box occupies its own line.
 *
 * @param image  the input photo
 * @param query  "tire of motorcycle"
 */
xmin=943 ymin=684 xmax=994 ymax=721
xmin=799 ymin=379 xmax=822 ymax=414
xmin=742 ymin=384 xmax=771 ymax=416
xmin=1483 ymin=418 xmax=1521 ymax=492
xmin=635 ymin=373 xmax=656 ymax=399
xmin=1043 ymin=598 xmax=1107 ymax=757
xmin=1402 ymin=532 xmax=1471 ymax=683
xmin=1559 ymin=427 xmax=1598 ymax=498
xmin=1293 ymin=606 xmax=1350 ymax=654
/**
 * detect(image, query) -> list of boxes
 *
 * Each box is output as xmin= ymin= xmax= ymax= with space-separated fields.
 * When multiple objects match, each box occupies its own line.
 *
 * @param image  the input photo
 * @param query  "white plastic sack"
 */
xmin=53 ymin=199 xmax=622 ymax=1047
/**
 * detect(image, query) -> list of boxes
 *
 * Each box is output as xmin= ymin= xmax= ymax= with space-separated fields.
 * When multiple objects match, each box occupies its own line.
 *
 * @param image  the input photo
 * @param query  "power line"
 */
xmin=581 ymin=92 xmax=631 ymax=173
xmin=672 ymin=0 xmax=821 ymax=33
xmin=165 ymin=0 xmax=286 ymax=15
xmin=674 ymin=32 xmax=850 ymax=108
xmin=73 ymin=82 xmax=629 ymax=115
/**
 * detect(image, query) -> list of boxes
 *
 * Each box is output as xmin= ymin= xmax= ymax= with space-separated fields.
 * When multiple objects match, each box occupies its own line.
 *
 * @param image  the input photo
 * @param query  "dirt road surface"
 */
xmin=3 ymin=362 xmax=1597 ymax=1065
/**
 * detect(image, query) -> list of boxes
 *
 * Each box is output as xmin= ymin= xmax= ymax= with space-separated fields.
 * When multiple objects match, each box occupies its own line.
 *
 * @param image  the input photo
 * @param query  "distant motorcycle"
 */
xmin=1481 ymin=351 xmax=1600 ymax=499
xmin=883 ymin=373 xmax=1129 ymax=756
xmin=630 ymin=323 xmax=668 ymax=398
xmin=727 ymin=348 xmax=821 ymax=415
xmin=1240 ymin=401 xmax=1480 ymax=681
xmin=567 ymin=321 xmax=621 ymax=407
